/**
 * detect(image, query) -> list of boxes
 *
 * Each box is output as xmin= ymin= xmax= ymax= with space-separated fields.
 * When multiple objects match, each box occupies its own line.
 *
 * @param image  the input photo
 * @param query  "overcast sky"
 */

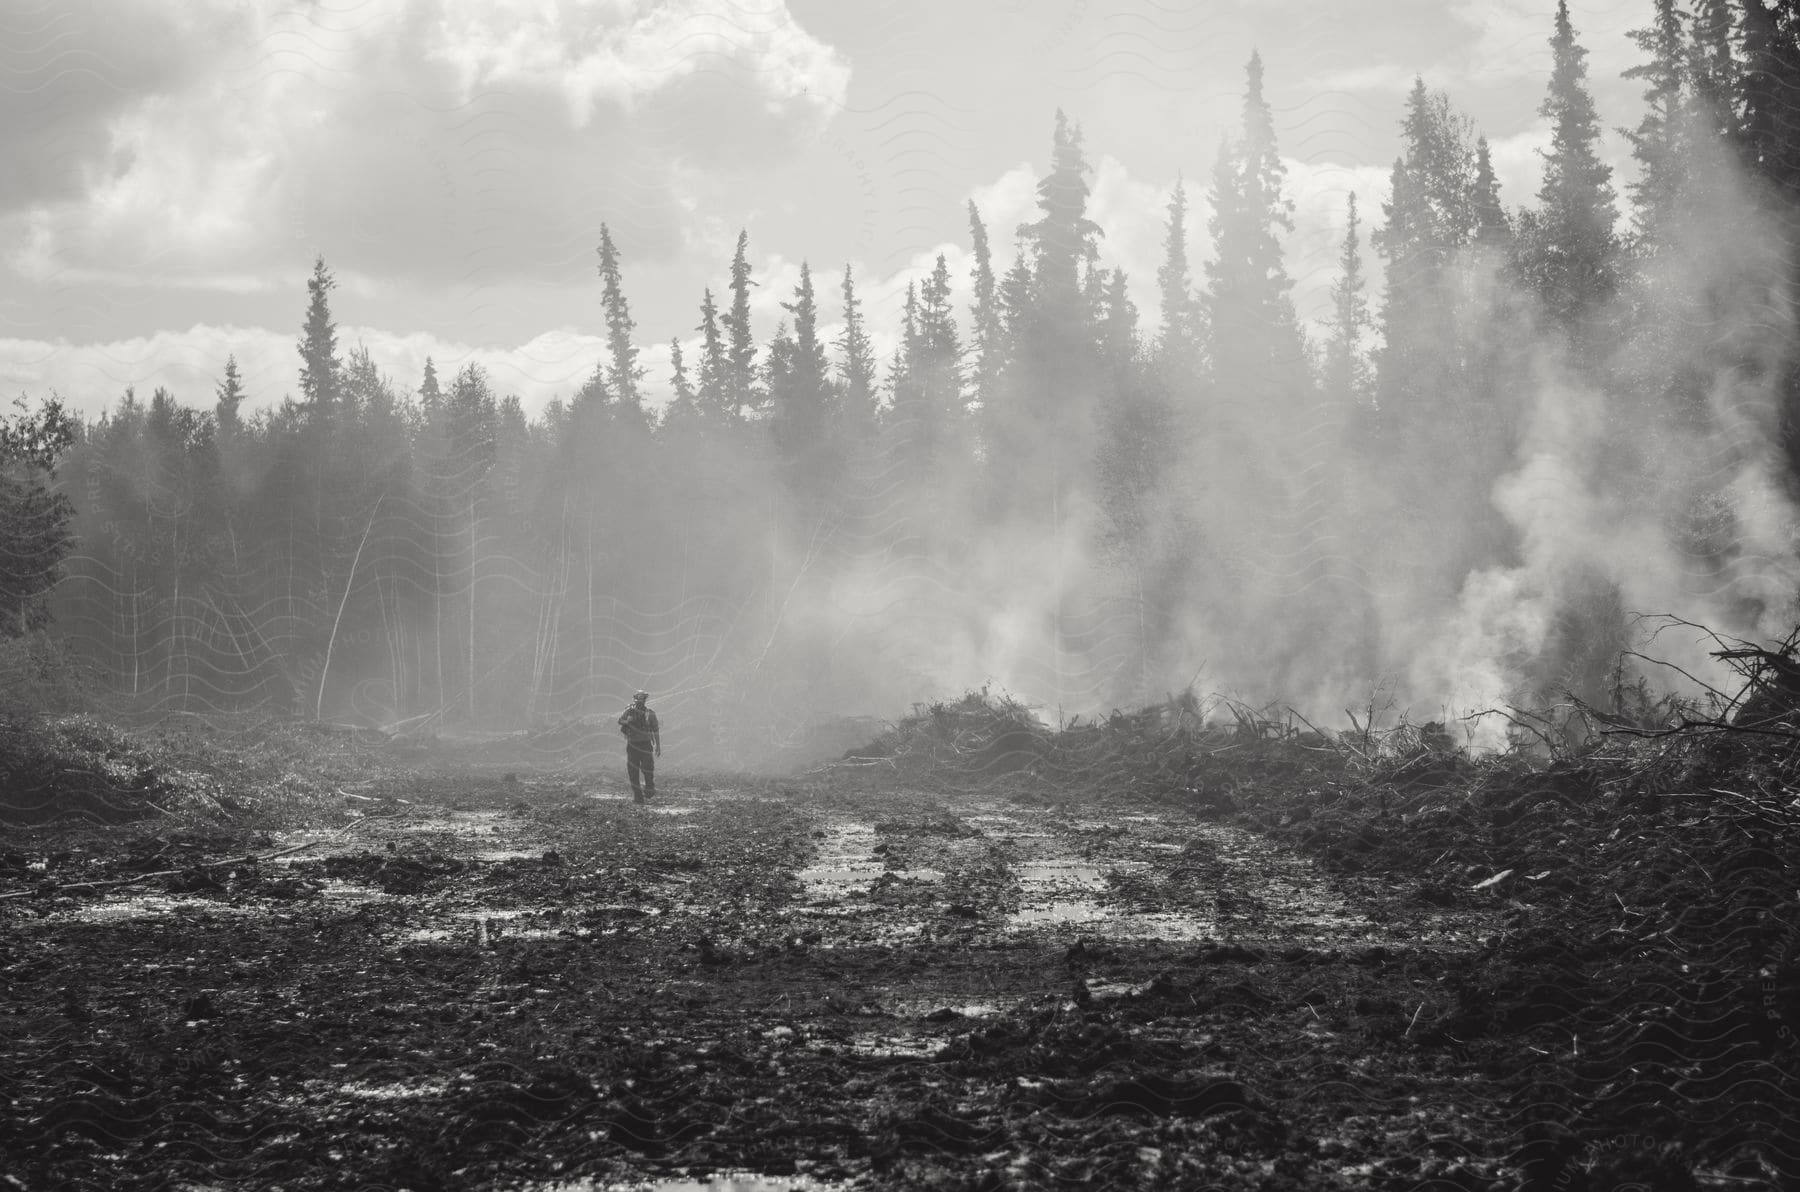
xmin=1 ymin=0 xmax=1654 ymax=419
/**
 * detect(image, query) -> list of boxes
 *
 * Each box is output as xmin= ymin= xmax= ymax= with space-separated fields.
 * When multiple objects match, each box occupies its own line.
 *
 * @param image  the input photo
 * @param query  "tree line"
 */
xmin=7 ymin=0 xmax=1800 ymax=748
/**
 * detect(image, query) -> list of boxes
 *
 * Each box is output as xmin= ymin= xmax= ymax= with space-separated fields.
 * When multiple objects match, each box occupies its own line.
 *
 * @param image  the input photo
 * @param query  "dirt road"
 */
xmin=4 ymin=770 xmax=1526 ymax=1190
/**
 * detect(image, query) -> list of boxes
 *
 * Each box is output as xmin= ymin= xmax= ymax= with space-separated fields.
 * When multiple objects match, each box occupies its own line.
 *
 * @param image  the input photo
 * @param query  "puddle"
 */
xmin=1016 ymin=861 xmax=1105 ymax=891
xmin=884 ymin=868 xmax=943 ymax=882
xmin=831 ymin=1033 xmax=941 ymax=1059
xmin=1009 ymin=900 xmax=1110 ymax=927
xmin=335 ymin=1078 xmax=450 ymax=1100
xmin=474 ymin=849 xmax=541 ymax=862
xmin=795 ymin=822 xmax=884 ymax=901
xmin=319 ymin=879 xmax=389 ymax=904
xmin=885 ymin=998 xmax=1001 ymax=1019
xmin=1005 ymin=901 xmax=1220 ymax=940
xmin=51 ymin=895 xmax=257 ymax=923
xmin=398 ymin=905 xmax=589 ymax=944
xmin=533 ymin=1173 xmax=850 ymax=1191
xmin=650 ymin=807 xmax=695 ymax=816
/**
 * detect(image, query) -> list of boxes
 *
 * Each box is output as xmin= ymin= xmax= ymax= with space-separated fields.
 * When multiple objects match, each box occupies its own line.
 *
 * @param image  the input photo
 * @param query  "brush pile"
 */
xmin=0 ymin=713 xmax=201 ymax=826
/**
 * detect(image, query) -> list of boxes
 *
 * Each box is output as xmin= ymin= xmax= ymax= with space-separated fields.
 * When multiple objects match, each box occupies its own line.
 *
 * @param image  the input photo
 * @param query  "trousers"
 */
xmin=626 ymin=743 xmax=656 ymax=799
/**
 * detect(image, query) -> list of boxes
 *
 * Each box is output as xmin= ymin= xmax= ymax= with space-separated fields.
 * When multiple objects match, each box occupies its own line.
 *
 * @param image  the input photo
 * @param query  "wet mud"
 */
xmin=1 ymin=759 xmax=1790 ymax=1190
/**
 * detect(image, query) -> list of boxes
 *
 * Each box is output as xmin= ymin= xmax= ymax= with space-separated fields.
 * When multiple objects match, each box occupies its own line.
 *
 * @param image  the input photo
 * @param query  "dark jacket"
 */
xmin=618 ymin=703 xmax=659 ymax=746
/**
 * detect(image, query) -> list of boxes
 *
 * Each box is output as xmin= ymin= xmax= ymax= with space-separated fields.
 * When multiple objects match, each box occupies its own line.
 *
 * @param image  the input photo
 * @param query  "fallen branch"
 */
xmin=0 ymin=841 xmax=319 ymax=902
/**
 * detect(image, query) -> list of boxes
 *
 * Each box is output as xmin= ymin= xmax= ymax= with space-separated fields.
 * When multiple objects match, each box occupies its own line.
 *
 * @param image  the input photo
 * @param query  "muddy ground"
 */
xmin=3 ymin=728 xmax=1798 ymax=1191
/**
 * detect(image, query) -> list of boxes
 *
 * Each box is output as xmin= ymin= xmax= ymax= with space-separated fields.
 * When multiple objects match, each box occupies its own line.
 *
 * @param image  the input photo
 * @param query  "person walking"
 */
xmin=618 ymin=690 xmax=661 ymax=803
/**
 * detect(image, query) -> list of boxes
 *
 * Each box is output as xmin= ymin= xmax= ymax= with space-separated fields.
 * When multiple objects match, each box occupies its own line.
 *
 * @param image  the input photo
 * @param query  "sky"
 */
xmin=0 ymin=0 xmax=1658 ymax=420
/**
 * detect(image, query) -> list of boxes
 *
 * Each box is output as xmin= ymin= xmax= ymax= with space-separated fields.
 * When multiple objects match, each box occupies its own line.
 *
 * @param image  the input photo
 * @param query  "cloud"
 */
xmin=1446 ymin=0 xmax=1642 ymax=87
xmin=1 ymin=0 xmax=850 ymax=293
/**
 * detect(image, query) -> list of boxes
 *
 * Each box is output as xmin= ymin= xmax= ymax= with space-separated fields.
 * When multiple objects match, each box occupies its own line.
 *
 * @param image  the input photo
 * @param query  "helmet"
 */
xmin=633 ymin=690 xmax=650 ymax=701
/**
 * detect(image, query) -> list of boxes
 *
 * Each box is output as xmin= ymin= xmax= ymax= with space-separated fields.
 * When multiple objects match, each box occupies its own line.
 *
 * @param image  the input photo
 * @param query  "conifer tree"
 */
xmin=723 ymin=231 xmax=760 ymax=418
xmin=420 ymin=357 xmax=443 ymax=409
xmin=1100 ymin=268 xmax=1138 ymax=368
xmin=770 ymin=262 xmax=839 ymax=490
xmin=967 ymin=203 xmax=1004 ymax=409
xmin=1373 ymin=84 xmax=1478 ymax=428
xmin=984 ymin=111 xmax=1106 ymax=524
xmin=665 ymin=337 xmax=699 ymax=427
xmin=918 ymin=254 xmax=965 ymax=442
xmin=1472 ymin=137 xmax=1511 ymax=247
xmin=836 ymin=265 xmax=877 ymax=430
xmin=1689 ymin=0 xmax=1739 ymax=140
xmin=1517 ymin=0 xmax=1620 ymax=324
xmin=1204 ymin=52 xmax=1308 ymax=404
xmin=1623 ymin=0 xmax=1695 ymax=243
xmin=998 ymin=251 xmax=1035 ymax=344
xmin=1322 ymin=194 xmax=1372 ymax=406
xmin=597 ymin=224 xmax=645 ymax=416
xmin=1155 ymin=180 xmax=1200 ymax=372
xmin=1021 ymin=110 xmax=1103 ymax=318
xmin=785 ymin=262 xmax=830 ymax=408
xmin=215 ymin=355 xmax=246 ymax=436
xmin=695 ymin=289 xmax=729 ymax=422
xmin=298 ymin=256 xmax=341 ymax=412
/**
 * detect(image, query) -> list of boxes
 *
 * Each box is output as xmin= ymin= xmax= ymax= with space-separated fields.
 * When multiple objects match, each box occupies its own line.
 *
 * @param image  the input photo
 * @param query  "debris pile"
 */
xmin=0 ymin=713 xmax=198 ymax=826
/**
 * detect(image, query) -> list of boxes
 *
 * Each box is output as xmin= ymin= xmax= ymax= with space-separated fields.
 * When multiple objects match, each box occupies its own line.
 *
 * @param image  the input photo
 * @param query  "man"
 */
xmin=618 ymin=690 xmax=661 ymax=803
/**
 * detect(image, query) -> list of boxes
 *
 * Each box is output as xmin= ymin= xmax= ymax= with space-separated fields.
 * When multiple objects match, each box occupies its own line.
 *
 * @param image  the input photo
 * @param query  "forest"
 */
xmin=7 ymin=0 xmax=1800 ymax=758
xmin=10 ymin=5 xmax=1800 ymax=1188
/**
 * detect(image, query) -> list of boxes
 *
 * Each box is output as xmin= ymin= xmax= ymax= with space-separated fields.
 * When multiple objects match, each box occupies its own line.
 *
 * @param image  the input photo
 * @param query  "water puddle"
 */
xmin=1006 ymin=901 xmax=1219 ymax=940
xmin=1009 ymin=900 xmax=1110 ymax=927
xmin=533 ymin=1174 xmax=850 ymax=1191
xmin=828 ymin=1033 xmax=942 ymax=1059
xmin=885 ymin=867 xmax=943 ymax=883
xmin=1016 ymin=861 xmax=1105 ymax=891
xmin=795 ymin=822 xmax=883 ymax=901
xmin=884 ymin=998 xmax=1001 ymax=1019
xmin=319 ymin=879 xmax=390 ymax=904
xmin=401 ymin=905 xmax=590 ymax=944
xmin=50 ymin=894 xmax=258 ymax=923
xmin=529 ymin=1181 xmax=846 ymax=1188
xmin=335 ymin=1078 xmax=450 ymax=1100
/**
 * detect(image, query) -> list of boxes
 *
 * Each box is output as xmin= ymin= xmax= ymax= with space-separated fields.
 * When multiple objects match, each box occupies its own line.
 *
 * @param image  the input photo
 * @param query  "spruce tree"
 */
xmin=836 ymin=265 xmax=877 ymax=431
xmin=215 ymin=355 xmax=246 ymax=436
xmin=1622 ymin=0 xmax=1695 ymax=243
xmin=1204 ymin=52 xmax=1307 ymax=404
xmin=298 ymin=256 xmax=341 ymax=412
xmin=786 ymin=262 xmax=829 ymax=405
xmin=1472 ymin=137 xmax=1511 ymax=247
xmin=665 ymin=337 xmax=699 ymax=427
xmin=597 ymin=224 xmax=645 ymax=415
xmin=1021 ymin=110 xmax=1102 ymax=324
xmin=1155 ymin=180 xmax=1200 ymax=371
xmin=420 ymin=357 xmax=443 ymax=409
xmin=695 ymin=289 xmax=729 ymax=422
xmin=1689 ymin=0 xmax=1739 ymax=140
xmin=988 ymin=110 xmax=1105 ymax=521
xmin=1100 ymin=268 xmax=1138 ymax=368
xmin=1373 ymin=85 xmax=1478 ymax=429
xmin=918 ymin=254 xmax=964 ymax=438
xmin=770 ymin=262 xmax=839 ymax=489
xmin=967 ymin=202 xmax=1004 ymax=409
xmin=1520 ymin=0 xmax=1620 ymax=324
xmin=723 ymin=230 xmax=760 ymax=418
xmin=1399 ymin=80 xmax=1477 ymax=252
xmin=1323 ymin=194 xmax=1372 ymax=406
